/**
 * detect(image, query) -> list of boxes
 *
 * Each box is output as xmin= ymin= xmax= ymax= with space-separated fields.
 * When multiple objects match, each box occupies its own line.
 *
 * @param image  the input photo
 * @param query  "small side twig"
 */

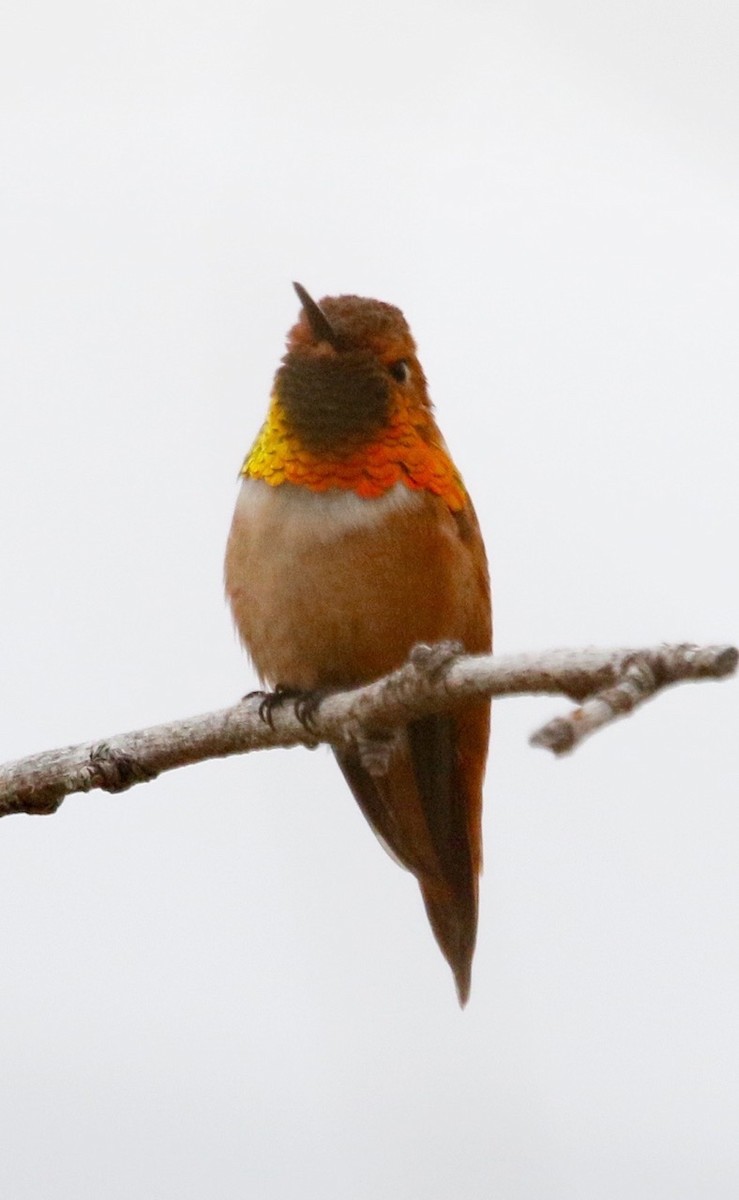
xmin=530 ymin=643 xmax=737 ymax=754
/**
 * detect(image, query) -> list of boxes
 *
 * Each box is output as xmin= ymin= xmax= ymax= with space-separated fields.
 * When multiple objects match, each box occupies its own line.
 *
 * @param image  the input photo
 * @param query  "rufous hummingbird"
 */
xmin=225 ymin=283 xmax=492 ymax=1004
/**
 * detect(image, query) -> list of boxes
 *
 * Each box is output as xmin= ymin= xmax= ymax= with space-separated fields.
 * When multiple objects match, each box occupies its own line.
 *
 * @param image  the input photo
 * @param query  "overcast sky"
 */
xmin=1 ymin=1 xmax=738 ymax=1196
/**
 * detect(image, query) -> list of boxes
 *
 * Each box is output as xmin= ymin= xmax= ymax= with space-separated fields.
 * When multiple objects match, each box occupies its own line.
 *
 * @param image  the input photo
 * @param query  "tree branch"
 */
xmin=0 ymin=642 xmax=735 ymax=819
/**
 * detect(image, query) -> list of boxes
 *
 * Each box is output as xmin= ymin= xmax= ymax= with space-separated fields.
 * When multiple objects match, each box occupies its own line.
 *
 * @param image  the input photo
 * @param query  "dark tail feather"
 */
xmin=419 ymin=876 xmax=476 ymax=1006
xmin=334 ymin=712 xmax=480 ymax=1004
xmin=409 ymin=714 xmax=478 ymax=1006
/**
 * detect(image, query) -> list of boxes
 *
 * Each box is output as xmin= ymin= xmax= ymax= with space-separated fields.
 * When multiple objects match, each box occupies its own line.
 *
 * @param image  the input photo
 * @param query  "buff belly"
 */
xmin=224 ymin=477 xmax=487 ymax=690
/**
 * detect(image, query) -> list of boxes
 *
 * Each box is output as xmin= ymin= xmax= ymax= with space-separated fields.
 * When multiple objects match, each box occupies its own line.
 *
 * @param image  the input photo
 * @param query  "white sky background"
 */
xmin=1 ymin=0 xmax=738 ymax=1195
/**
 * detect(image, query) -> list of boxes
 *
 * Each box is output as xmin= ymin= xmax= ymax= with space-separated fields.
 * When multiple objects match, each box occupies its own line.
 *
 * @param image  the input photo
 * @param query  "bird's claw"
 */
xmin=252 ymin=685 xmax=329 ymax=732
xmin=293 ymin=688 xmax=331 ymax=731
xmin=252 ymin=685 xmax=300 ymax=729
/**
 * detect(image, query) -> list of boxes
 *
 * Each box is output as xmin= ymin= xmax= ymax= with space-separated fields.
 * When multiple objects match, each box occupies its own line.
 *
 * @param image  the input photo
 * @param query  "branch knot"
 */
xmin=89 ymin=743 xmax=159 ymax=794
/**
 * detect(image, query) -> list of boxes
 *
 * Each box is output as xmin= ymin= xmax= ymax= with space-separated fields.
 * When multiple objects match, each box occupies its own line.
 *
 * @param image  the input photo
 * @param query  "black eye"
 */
xmin=388 ymin=359 xmax=410 ymax=383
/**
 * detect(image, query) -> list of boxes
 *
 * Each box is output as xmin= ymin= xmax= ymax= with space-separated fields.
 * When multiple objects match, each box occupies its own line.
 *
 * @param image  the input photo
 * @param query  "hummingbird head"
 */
xmin=242 ymin=283 xmax=464 ymax=507
xmin=274 ymin=282 xmax=427 ymax=453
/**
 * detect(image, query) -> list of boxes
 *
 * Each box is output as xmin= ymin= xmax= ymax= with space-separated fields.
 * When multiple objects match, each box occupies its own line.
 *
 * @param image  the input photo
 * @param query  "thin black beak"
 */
xmin=293 ymin=282 xmax=340 ymax=348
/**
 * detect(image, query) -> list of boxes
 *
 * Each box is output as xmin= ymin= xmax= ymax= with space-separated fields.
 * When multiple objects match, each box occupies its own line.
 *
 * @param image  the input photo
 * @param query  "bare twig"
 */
xmin=529 ymin=644 xmax=737 ymax=753
xmin=0 ymin=642 xmax=735 ymax=819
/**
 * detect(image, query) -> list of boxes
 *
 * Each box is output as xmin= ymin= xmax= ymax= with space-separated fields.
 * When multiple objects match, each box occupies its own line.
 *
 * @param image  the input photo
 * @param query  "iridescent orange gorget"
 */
xmin=242 ymin=390 xmax=467 ymax=511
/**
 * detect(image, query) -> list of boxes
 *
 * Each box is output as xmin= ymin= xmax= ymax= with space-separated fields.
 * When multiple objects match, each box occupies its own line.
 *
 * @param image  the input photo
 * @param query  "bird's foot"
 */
xmin=243 ymin=685 xmax=299 ymax=729
xmin=293 ymin=687 xmax=333 ymax=732
xmin=251 ymin=684 xmax=332 ymax=732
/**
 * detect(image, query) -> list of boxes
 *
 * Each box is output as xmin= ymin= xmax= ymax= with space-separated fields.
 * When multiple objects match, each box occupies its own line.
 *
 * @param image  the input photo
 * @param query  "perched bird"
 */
xmin=225 ymin=283 xmax=492 ymax=1003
